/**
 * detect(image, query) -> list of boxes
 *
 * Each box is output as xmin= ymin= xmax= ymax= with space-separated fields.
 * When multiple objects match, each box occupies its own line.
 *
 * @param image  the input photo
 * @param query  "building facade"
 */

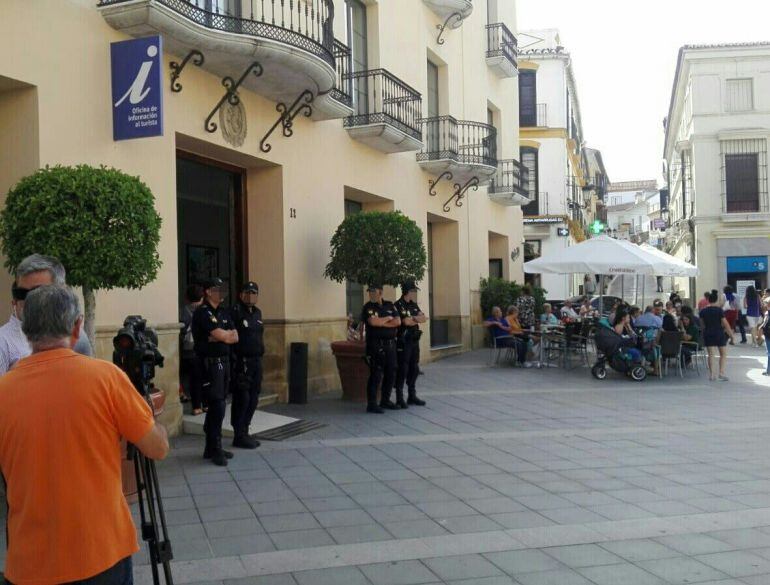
xmin=664 ymin=43 xmax=770 ymax=299
xmin=604 ymin=181 xmax=662 ymax=245
xmin=518 ymin=29 xmax=591 ymax=300
xmin=0 ymin=0 xmax=528 ymax=432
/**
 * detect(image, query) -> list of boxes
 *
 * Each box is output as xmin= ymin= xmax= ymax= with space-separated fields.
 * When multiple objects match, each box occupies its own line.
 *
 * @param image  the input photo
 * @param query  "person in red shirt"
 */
xmin=0 ymin=285 xmax=169 ymax=585
xmin=697 ymin=290 xmax=711 ymax=311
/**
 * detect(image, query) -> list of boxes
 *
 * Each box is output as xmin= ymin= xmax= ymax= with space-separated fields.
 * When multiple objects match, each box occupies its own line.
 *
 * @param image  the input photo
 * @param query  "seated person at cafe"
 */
xmin=680 ymin=304 xmax=701 ymax=329
xmin=629 ymin=306 xmax=642 ymax=327
xmin=579 ymin=298 xmax=594 ymax=317
xmin=613 ymin=308 xmax=642 ymax=362
xmin=540 ymin=303 xmax=559 ymax=327
xmin=679 ymin=313 xmax=700 ymax=366
xmin=505 ymin=306 xmax=531 ymax=364
xmin=484 ymin=306 xmax=527 ymax=364
xmin=560 ymin=299 xmax=579 ymax=320
xmin=662 ymin=306 xmax=678 ymax=332
xmin=635 ymin=305 xmax=663 ymax=329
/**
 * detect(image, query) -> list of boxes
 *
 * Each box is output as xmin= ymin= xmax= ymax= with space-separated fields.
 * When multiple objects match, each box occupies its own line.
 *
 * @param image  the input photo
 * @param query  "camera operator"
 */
xmin=0 ymin=254 xmax=93 ymax=375
xmin=0 ymin=285 xmax=169 ymax=585
xmin=193 ymin=277 xmax=238 ymax=466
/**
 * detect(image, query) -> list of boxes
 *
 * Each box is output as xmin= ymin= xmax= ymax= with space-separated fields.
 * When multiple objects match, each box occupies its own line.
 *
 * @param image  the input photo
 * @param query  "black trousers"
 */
xmin=395 ymin=338 xmax=420 ymax=399
xmin=231 ymin=356 xmax=262 ymax=436
xmin=200 ymin=356 xmax=230 ymax=443
xmin=366 ymin=340 xmax=397 ymax=406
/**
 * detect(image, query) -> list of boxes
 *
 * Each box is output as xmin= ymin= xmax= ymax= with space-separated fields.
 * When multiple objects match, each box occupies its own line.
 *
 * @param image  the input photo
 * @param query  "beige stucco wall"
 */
xmin=0 ymin=0 xmax=523 ymax=425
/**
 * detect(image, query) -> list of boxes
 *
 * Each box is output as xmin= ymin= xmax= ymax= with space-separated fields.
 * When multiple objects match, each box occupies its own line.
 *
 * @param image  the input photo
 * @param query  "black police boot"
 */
xmin=380 ymin=400 xmax=399 ymax=410
xmin=233 ymin=433 xmax=260 ymax=449
xmin=407 ymin=393 xmax=426 ymax=406
xmin=204 ymin=438 xmax=233 ymax=461
xmin=367 ymin=403 xmax=385 ymax=414
xmin=395 ymin=390 xmax=408 ymax=409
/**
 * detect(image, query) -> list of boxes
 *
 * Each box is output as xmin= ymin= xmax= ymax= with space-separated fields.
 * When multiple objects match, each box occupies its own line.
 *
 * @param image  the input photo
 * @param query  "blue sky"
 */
xmin=517 ymin=0 xmax=770 ymax=184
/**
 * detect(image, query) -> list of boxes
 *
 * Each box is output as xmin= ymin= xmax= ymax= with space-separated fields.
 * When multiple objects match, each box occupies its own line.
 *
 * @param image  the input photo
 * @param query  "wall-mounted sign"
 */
xmin=523 ymin=216 xmax=564 ymax=225
xmin=727 ymin=255 xmax=767 ymax=274
xmin=111 ymin=35 xmax=164 ymax=141
xmin=652 ymin=218 xmax=667 ymax=230
xmin=557 ymin=227 xmax=569 ymax=237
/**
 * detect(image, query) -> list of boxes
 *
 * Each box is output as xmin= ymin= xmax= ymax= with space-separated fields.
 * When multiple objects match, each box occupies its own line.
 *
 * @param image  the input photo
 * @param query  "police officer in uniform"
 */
xmin=192 ymin=277 xmax=238 ymax=466
xmin=361 ymin=284 xmax=401 ymax=413
xmin=394 ymin=281 xmax=427 ymax=407
xmin=229 ymin=281 xmax=263 ymax=450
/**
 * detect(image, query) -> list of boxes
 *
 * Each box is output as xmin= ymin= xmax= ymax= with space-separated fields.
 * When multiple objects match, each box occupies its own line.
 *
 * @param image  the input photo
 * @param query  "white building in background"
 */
xmin=605 ymin=181 xmax=663 ymax=246
xmin=664 ymin=43 xmax=770 ymax=298
xmin=518 ymin=29 xmax=594 ymax=300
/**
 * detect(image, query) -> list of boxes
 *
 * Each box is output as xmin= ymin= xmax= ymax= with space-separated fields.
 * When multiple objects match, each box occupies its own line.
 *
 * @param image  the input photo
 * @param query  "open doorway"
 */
xmin=176 ymin=153 xmax=247 ymax=310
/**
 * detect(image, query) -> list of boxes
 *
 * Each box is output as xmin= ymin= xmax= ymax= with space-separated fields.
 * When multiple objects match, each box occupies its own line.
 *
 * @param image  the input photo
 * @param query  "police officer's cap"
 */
xmin=203 ymin=277 xmax=224 ymax=290
xmin=241 ymin=281 xmax=259 ymax=293
xmin=366 ymin=284 xmax=383 ymax=291
xmin=402 ymin=281 xmax=420 ymax=293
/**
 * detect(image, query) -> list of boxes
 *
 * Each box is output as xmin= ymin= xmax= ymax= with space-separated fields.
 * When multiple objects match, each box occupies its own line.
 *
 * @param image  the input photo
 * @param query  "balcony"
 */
xmin=417 ymin=116 xmax=497 ymax=182
xmin=485 ymin=23 xmax=517 ymax=78
xmin=422 ymin=0 xmax=473 ymax=24
xmin=488 ymin=160 xmax=530 ymax=206
xmin=523 ymin=192 xmax=549 ymax=216
xmin=343 ymin=69 xmax=423 ymax=153
xmin=97 ymin=0 xmax=353 ymax=120
xmin=520 ymin=103 xmax=547 ymax=128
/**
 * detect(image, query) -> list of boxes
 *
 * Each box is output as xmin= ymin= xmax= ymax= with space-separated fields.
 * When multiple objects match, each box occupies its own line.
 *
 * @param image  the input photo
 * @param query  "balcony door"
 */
xmin=521 ymin=147 xmax=539 ymax=215
xmin=427 ymin=60 xmax=440 ymax=153
xmin=519 ymin=70 xmax=537 ymax=127
xmin=348 ymin=0 xmax=368 ymax=116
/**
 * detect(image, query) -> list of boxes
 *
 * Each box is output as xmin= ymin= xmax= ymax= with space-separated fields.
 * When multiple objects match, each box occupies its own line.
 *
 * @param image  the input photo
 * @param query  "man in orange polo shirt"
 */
xmin=0 ymin=285 xmax=169 ymax=585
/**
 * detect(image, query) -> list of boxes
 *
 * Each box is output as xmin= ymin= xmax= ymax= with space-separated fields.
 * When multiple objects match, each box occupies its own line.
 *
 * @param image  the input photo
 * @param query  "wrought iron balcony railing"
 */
xmin=343 ymin=69 xmax=423 ymax=140
xmin=330 ymin=39 xmax=353 ymax=107
xmin=417 ymin=116 xmax=497 ymax=168
xmin=97 ymin=0 xmax=335 ymax=67
xmin=489 ymin=159 xmax=529 ymax=196
xmin=520 ymin=103 xmax=547 ymax=128
xmin=523 ymin=192 xmax=549 ymax=216
xmin=486 ymin=23 xmax=517 ymax=69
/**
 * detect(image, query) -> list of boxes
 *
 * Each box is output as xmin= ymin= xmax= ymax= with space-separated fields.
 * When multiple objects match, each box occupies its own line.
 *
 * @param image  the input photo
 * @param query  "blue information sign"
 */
xmin=726 ymin=256 xmax=767 ymax=274
xmin=110 ymin=36 xmax=164 ymax=141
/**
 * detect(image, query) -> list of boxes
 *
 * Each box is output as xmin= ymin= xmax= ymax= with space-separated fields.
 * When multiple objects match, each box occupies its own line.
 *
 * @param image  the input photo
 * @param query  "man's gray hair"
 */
xmin=22 ymin=285 xmax=81 ymax=346
xmin=16 ymin=254 xmax=66 ymax=285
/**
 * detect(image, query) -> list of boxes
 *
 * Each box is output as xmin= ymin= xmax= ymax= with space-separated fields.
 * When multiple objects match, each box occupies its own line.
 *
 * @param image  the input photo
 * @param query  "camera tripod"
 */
xmin=129 ymin=437 xmax=174 ymax=585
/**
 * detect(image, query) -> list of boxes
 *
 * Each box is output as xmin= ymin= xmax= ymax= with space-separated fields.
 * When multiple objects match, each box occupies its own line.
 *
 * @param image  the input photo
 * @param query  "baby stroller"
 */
xmin=591 ymin=319 xmax=647 ymax=381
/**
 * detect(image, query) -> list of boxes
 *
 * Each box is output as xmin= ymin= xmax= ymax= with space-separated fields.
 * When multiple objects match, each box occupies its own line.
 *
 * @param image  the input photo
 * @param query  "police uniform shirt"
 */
xmin=361 ymin=300 xmax=399 ymax=343
xmin=231 ymin=301 xmax=265 ymax=357
xmin=192 ymin=301 xmax=233 ymax=357
xmin=395 ymin=298 xmax=422 ymax=334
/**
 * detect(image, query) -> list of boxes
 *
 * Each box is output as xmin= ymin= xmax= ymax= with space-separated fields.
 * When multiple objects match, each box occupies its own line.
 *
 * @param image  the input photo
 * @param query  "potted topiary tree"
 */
xmin=324 ymin=211 xmax=426 ymax=401
xmin=0 ymin=165 xmax=164 ymax=498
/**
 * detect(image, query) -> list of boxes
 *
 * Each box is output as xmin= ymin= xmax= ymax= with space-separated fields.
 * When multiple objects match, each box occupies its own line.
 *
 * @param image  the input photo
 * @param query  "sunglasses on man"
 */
xmin=11 ymin=285 xmax=41 ymax=301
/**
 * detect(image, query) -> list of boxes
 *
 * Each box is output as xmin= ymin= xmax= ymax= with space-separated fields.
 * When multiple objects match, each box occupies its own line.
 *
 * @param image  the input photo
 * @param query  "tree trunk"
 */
xmin=82 ymin=285 xmax=96 ymax=349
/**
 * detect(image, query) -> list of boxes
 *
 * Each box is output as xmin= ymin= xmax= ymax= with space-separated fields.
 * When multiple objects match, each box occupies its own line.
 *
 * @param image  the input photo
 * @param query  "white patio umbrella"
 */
xmin=523 ymin=235 xmax=664 ymax=277
xmin=637 ymin=243 xmax=699 ymax=277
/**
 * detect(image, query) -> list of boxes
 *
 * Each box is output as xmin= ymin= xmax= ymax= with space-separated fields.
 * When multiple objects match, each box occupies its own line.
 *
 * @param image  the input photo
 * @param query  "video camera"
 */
xmin=113 ymin=315 xmax=165 ymax=398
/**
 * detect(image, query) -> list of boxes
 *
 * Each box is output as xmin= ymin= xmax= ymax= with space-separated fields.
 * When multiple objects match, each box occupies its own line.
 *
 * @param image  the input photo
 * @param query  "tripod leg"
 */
xmin=133 ymin=452 xmax=161 ymax=585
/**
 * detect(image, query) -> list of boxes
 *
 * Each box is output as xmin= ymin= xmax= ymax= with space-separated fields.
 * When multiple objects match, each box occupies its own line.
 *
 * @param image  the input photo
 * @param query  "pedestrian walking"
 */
xmin=700 ymin=289 xmax=734 ymax=381
xmin=744 ymin=285 xmax=762 ymax=346
xmin=722 ymin=285 xmax=739 ymax=343
xmin=0 ymin=285 xmax=168 ymax=585
xmin=760 ymin=298 xmax=770 ymax=376
xmin=230 ymin=281 xmax=264 ymax=450
xmin=583 ymin=274 xmax=595 ymax=296
xmin=180 ymin=283 xmax=205 ymax=415
xmin=361 ymin=284 xmax=401 ymax=413
xmin=394 ymin=281 xmax=427 ymax=408
xmin=192 ymin=277 xmax=238 ymax=466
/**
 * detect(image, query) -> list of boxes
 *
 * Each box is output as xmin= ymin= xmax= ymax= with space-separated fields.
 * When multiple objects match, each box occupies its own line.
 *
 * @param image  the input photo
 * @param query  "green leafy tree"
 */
xmin=479 ymin=277 xmax=547 ymax=318
xmin=0 ymin=165 xmax=162 ymax=343
xmin=324 ymin=211 xmax=426 ymax=288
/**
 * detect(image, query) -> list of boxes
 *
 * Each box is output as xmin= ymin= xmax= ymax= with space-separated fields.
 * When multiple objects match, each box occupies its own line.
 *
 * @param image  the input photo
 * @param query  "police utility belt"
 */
xmin=401 ymin=327 xmax=422 ymax=342
xmin=370 ymin=337 xmax=396 ymax=347
xmin=202 ymin=355 xmax=229 ymax=366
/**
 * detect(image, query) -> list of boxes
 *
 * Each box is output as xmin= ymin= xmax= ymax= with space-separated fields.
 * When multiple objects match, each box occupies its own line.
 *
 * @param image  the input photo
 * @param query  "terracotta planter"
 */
xmin=122 ymin=389 xmax=166 ymax=501
xmin=331 ymin=340 xmax=372 ymax=403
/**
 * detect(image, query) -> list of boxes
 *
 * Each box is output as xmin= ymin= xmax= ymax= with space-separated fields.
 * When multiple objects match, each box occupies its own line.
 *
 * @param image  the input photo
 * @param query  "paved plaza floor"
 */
xmin=9 ymin=344 xmax=770 ymax=584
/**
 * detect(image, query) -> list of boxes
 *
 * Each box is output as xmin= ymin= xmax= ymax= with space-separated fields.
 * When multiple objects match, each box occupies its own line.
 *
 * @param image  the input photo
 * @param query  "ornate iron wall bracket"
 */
xmin=204 ymin=62 xmax=263 ymax=133
xmin=259 ymin=90 xmax=315 ymax=153
xmin=169 ymin=50 xmax=205 ymax=93
xmin=436 ymin=12 xmax=463 ymax=45
xmin=444 ymin=177 xmax=479 ymax=212
xmin=428 ymin=171 xmax=453 ymax=197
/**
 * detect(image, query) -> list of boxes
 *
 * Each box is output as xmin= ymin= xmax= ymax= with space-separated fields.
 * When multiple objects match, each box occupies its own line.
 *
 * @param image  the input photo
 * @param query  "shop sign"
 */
xmin=652 ymin=218 xmax=667 ymax=230
xmin=727 ymin=256 xmax=767 ymax=274
xmin=110 ymin=36 xmax=164 ymax=141
xmin=557 ymin=227 xmax=569 ymax=237
xmin=523 ymin=216 xmax=564 ymax=225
